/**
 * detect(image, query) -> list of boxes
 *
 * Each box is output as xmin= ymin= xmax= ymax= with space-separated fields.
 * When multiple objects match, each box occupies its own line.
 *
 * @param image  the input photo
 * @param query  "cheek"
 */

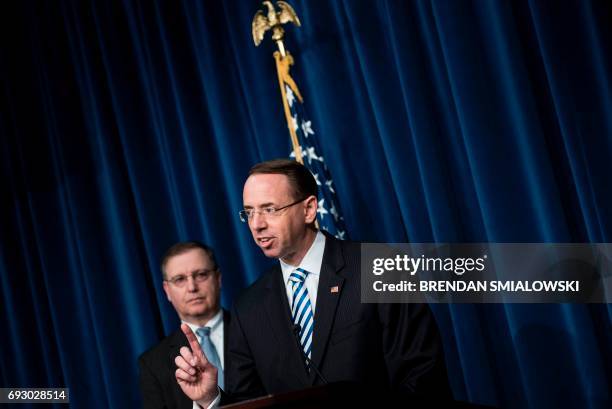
xmin=276 ymin=219 xmax=293 ymax=236
xmin=166 ymin=289 xmax=177 ymax=303
xmin=203 ymin=283 xmax=219 ymax=298
xmin=286 ymin=219 xmax=302 ymax=238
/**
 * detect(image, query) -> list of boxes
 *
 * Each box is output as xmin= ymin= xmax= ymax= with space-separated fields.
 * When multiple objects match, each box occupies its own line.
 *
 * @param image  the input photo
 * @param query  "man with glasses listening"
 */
xmin=174 ymin=159 xmax=451 ymax=408
xmin=139 ymin=242 xmax=229 ymax=409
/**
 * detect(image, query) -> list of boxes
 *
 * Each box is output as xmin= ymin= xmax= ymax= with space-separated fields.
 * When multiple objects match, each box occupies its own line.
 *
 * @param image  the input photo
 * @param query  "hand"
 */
xmin=175 ymin=323 xmax=219 ymax=407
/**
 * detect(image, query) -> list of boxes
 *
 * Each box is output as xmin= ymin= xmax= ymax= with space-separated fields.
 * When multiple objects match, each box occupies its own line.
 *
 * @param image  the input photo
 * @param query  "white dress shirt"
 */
xmin=280 ymin=230 xmax=326 ymax=312
xmin=183 ymin=309 xmax=225 ymax=370
xmin=184 ymin=309 xmax=224 ymax=409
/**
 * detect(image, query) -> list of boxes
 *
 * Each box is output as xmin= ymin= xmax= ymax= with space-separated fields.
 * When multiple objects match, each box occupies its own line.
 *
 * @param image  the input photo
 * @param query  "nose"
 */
xmin=250 ymin=211 xmax=267 ymax=231
xmin=186 ymin=276 xmax=198 ymax=292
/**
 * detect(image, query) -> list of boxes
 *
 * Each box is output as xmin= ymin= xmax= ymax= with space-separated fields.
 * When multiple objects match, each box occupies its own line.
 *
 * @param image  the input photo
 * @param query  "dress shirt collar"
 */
xmin=280 ymin=230 xmax=326 ymax=284
xmin=182 ymin=308 xmax=223 ymax=337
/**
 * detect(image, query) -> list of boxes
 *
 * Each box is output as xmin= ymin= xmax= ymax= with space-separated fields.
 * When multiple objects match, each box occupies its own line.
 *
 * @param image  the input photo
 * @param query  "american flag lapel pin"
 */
xmin=330 ymin=286 xmax=339 ymax=293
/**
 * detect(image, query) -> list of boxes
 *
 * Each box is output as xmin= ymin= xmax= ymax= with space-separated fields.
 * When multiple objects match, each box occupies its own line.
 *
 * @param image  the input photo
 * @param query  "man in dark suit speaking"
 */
xmin=139 ymin=242 xmax=229 ymax=409
xmin=174 ymin=159 xmax=450 ymax=408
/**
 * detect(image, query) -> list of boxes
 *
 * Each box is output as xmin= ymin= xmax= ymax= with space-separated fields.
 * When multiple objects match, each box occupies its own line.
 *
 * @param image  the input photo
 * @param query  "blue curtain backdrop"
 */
xmin=1 ymin=0 xmax=611 ymax=408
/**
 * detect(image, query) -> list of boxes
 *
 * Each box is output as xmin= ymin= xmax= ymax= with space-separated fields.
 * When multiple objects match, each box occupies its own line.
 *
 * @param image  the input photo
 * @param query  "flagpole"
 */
xmin=273 ymin=51 xmax=303 ymax=164
xmin=252 ymin=1 xmax=304 ymax=163
xmin=272 ymin=50 xmax=318 ymax=227
xmin=253 ymin=1 xmax=321 ymax=228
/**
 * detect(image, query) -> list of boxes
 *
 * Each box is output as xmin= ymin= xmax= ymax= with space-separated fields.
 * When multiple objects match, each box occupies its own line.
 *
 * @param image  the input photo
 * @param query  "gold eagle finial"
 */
xmin=252 ymin=1 xmax=301 ymax=56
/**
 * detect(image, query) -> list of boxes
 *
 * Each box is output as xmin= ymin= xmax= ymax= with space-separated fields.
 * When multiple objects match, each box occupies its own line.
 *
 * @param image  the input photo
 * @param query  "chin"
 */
xmin=261 ymin=247 xmax=281 ymax=259
xmin=189 ymin=306 xmax=210 ymax=316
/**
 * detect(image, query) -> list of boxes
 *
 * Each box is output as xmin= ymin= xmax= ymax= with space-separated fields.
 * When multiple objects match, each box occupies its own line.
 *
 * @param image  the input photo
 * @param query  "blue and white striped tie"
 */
xmin=289 ymin=268 xmax=314 ymax=359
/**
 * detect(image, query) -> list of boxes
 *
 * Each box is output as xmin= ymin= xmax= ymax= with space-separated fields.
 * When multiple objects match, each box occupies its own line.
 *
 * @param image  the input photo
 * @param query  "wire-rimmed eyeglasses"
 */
xmin=165 ymin=269 xmax=217 ymax=287
xmin=239 ymin=197 xmax=306 ymax=223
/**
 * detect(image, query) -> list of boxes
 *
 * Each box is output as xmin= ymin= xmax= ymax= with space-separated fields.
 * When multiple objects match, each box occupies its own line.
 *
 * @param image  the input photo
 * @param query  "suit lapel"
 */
xmin=311 ymin=236 xmax=345 ymax=383
xmin=168 ymin=330 xmax=193 ymax=409
xmin=264 ymin=265 xmax=311 ymax=386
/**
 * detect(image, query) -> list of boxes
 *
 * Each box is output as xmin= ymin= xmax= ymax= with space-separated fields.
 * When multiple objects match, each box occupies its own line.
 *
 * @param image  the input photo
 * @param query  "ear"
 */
xmin=303 ymin=195 xmax=318 ymax=224
xmin=162 ymin=281 xmax=172 ymax=302
xmin=216 ymin=270 xmax=222 ymax=288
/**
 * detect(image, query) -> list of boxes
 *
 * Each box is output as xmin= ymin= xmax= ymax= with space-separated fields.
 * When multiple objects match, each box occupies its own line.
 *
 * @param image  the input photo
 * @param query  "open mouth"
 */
xmin=257 ymin=237 xmax=274 ymax=247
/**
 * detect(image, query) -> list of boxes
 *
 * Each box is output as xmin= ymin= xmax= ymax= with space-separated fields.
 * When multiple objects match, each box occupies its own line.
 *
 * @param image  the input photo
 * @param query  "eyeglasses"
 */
xmin=165 ymin=269 xmax=217 ymax=287
xmin=239 ymin=198 xmax=306 ymax=223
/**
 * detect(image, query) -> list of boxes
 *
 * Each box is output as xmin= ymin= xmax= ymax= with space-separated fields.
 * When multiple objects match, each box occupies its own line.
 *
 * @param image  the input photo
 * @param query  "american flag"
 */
xmin=286 ymin=85 xmax=348 ymax=240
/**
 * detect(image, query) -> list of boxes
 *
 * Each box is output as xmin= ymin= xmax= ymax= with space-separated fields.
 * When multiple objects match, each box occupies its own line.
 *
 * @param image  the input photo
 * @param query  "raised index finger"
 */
xmin=180 ymin=323 xmax=203 ymax=360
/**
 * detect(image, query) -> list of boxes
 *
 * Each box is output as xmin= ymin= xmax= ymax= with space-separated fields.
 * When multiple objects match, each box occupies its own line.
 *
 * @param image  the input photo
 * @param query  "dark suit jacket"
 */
xmin=138 ymin=310 xmax=230 ymax=409
xmin=226 ymin=235 xmax=451 ymax=403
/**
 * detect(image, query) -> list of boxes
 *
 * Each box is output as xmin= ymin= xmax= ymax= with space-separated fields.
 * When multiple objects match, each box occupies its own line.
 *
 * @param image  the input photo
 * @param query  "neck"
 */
xmin=182 ymin=308 xmax=220 ymax=327
xmin=281 ymin=228 xmax=317 ymax=266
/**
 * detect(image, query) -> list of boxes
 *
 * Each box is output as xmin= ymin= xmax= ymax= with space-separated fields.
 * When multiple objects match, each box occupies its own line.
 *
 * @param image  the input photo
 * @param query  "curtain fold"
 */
xmin=1 ymin=1 xmax=610 ymax=408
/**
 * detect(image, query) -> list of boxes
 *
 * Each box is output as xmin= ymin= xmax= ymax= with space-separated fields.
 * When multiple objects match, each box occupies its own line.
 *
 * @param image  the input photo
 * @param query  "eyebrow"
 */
xmin=244 ymin=202 xmax=276 ymax=209
xmin=169 ymin=268 xmax=214 ymax=278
